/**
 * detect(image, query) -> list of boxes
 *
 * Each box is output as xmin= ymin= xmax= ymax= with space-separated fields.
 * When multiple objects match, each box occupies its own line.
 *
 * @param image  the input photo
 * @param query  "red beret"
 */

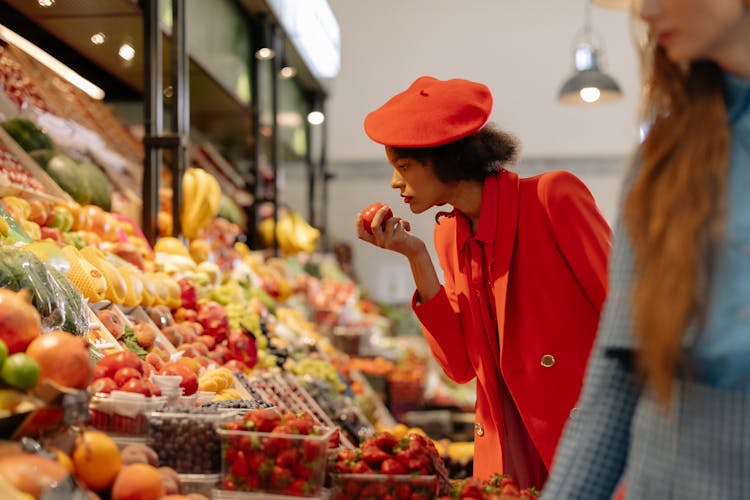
xmin=364 ymin=76 xmax=493 ymax=148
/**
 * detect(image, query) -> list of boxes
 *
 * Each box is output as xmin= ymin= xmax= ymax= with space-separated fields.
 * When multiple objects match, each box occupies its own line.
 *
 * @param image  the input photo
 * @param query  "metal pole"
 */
xmin=141 ymin=0 xmax=162 ymax=246
xmin=171 ymin=0 xmax=188 ymax=237
xmin=270 ymin=23 xmax=280 ymax=256
xmin=305 ymin=95 xmax=315 ymax=226
xmin=320 ymin=97 xmax=330 ymax=251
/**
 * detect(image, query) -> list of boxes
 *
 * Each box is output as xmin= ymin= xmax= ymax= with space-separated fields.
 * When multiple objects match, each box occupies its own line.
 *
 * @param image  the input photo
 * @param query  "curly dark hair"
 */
xmin=388 ymin=123 xmax=520 ymax=183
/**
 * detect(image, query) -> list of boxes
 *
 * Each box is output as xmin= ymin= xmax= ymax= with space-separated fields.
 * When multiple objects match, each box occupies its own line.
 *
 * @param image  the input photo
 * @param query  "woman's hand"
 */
xmin=355 ymin=206 xmax=425 ymax=258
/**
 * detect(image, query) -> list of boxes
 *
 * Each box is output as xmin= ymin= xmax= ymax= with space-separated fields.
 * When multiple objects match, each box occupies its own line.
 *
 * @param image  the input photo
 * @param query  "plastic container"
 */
xmin=330 ymin=473 xmax=437 ymax=500
xmin=212 ymin=491 xmax=327 ymax=500
xmin=179 ymin=473 xmax=220 ymax=497
xmin=88 ymin=392 xmax=167 ymax=435
xmin=147 ymin=411 xmax=237 ymax=474
xmin=152 ymin=375 xmax=182 ymax=391
xmin=218 ymin=426 xmax=334 ymax=497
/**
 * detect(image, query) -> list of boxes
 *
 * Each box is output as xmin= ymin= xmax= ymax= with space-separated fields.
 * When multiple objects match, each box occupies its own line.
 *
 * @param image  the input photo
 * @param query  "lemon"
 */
xmin=154 ymin=236 xmax=190 ymax=257
xmin=1 ymin=353 xmax=40 ymax=390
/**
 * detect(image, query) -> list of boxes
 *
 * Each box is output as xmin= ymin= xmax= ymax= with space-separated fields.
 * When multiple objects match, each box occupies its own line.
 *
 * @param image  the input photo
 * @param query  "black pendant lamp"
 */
xmin=558 ymin=0 xmax=623 ymax=105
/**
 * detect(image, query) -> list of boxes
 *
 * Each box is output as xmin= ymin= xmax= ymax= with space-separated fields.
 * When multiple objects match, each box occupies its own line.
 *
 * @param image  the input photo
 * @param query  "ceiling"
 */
xmin=1 ymin=0 xmax=253 ymax=157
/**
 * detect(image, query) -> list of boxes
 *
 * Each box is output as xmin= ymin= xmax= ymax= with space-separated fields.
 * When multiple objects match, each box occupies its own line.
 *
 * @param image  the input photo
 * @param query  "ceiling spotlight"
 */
xmin=279 ymin=66 xmax=297 ymax=79
xmin=255 ymin=47 xmax=275 ymax=60
xmin=307 ymin=111 xmax=325 ymax=125
xmin=90 ymin=32 xmax=106 ymax=45
xmin=558 ymin=1 xmax=623 ymax=105
xmin=118 ymin=43 xmax=135 ymax=62
xmin=38 ymin=0 xmax=55 ymax=7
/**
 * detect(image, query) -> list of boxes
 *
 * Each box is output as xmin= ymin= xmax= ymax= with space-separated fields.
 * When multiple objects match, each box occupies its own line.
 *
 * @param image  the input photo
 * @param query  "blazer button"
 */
xmin=474 ymin=423 xmax=484 ymax=437
xmin=540 ymin=354 xmax=556 ymax=368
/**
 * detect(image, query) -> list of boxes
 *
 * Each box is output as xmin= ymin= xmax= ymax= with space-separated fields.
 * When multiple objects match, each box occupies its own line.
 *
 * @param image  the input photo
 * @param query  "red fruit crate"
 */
xmin=87 ymin=392 xmax=167 ymax=435
xmin=218 ymin=426 xmax=334 ymax=497
xmin=330 ymin=473 xmax=437 ymax=500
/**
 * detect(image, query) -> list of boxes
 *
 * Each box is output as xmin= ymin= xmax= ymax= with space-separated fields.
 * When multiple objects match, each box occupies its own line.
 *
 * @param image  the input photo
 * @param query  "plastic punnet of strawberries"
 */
xmin=439 ymin=474 xmax=540 ymax=499
xmin=219 ymin=408 xmax=340 ymax=496
xmin=331 ymin=431 xmax=452 ymax=499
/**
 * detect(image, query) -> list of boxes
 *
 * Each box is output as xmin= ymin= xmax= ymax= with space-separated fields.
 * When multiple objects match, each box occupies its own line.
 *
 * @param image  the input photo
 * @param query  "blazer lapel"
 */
xmin=492 ymin=171 xmax=520 ymax=371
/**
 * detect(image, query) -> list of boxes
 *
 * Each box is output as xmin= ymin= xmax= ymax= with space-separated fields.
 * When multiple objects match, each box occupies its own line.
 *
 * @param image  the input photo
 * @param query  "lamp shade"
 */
xmin=558 ymin=40 xmax=623 ymax=105
xmin=592 ymin=0 xmax=630 ymax=8
xmin=558 ymin=69 xmax=623 ymax=104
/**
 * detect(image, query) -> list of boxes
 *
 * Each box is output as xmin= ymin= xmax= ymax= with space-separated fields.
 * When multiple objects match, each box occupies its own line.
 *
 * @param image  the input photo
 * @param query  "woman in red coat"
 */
xmin=356 ymin=76 xmax=611 ymax=489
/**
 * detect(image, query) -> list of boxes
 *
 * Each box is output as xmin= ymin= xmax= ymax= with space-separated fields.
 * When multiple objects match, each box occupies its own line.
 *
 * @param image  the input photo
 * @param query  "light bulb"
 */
xmin=307 ymin=111 xmax=325 ymax=125
xmin=255 ymin=47 xmax=275 ymax=60
xmin=118 ymin=43 xmax=135 ymax=61
xmin=580 ymin=87 xmax=601 ymax=103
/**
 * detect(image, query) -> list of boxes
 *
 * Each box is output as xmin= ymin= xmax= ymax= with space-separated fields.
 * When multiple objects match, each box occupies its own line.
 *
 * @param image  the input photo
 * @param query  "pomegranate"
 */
xmin=25 ymin=330 xmax=92 ymax=389
xmin=158 ymin=363 xmax=198 ymax=396
xmin=97 ymin=310 xmax=124 ymax=339
xmin=0 ymin=289 xmax=42 ymax=354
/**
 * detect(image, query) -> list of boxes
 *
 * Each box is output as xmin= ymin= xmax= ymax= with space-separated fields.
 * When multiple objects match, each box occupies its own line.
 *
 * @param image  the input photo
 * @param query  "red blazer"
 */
xmin=413 ymin=170 xmax=610 ymax=479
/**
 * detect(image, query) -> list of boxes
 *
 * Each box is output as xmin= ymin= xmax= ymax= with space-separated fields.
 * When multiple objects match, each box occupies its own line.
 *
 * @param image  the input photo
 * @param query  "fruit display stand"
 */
xmin=117 ymin=304 xmax=180 ymax=359
xmin=86 ymin=307 xmax=123 ymax=360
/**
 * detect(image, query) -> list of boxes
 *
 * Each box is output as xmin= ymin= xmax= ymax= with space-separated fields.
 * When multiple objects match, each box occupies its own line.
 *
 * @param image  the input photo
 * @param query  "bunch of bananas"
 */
xmin=180 ymin=168 xmax=222 ymax=239
xmin=258 ymin=209 xmax=320 ymax=255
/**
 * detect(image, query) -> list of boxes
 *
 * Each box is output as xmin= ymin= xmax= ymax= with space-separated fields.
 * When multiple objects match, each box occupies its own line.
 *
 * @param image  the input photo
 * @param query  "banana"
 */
xmin=181 ymin=168 xmax=210 ymax=238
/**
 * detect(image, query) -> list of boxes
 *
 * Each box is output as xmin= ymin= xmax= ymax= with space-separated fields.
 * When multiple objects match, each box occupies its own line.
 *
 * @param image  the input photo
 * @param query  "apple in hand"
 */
xmin=360 ymin=202 xmax=393 ymax=234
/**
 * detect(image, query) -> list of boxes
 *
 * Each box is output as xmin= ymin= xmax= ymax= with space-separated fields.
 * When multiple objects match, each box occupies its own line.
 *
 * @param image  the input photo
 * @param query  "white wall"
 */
xmin=284 ymin=1 xmax=642 ymax=303
xmin=325 ymin=0 xmax=642 ymax=162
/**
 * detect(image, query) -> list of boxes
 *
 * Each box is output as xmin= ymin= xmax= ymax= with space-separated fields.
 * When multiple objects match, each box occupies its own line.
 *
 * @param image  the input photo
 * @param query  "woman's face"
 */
xmin=386 ymin=148 xmax=450 ymax=214
xmin=638 ymin=0 xmax=747 ymax=65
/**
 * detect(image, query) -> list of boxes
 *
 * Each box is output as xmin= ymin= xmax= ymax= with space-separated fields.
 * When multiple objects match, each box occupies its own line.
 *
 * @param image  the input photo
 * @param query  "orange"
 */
xmin=72 ymin=430 xmax=121 ymax=491
xmin=111 ymin=463 xmax=164 ymax=500
xmin=49 ymin=447 xmax=75 ymax=475
xmin=177 ymin=356 xmax=202 ymax=375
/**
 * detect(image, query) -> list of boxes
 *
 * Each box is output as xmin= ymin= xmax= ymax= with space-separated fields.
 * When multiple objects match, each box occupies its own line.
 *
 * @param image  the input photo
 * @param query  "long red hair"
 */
xmin=623 ymin=37 xmax=730 ymax=404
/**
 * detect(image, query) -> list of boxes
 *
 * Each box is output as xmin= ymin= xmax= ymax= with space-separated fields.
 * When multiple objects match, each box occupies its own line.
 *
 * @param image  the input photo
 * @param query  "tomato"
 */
xmin=158 ymin=362 xmax=198 ymax=396
xmin=96 ymin=351 xmax=144 ymax=379
xmin=360 ymin=202 xmax=393 ymax=234
xmin=88 ymin=377 xmax=118 ymax=394
xmin=113 ymin=367 xmax=141 ymax=387
xmin=119 ymin=378 xmax=151 ymax=396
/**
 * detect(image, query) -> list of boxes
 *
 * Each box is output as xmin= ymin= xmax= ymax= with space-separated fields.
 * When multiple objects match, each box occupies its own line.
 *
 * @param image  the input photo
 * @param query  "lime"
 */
xmin=0 ymin=339 xmax=7 ymax=368
xmin=1 ymin=353 xmax=40 ymax=390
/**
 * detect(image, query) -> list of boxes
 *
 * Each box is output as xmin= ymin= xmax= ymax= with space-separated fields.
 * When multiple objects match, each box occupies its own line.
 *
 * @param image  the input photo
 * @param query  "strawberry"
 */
xmin=245 ymin=473 xmax=261 ymax=490
xmin=283 ymin=478 xmax=310 ymax=496
xmin=395 ymin=447 xmax=430 ymax=472
xmin=270 ymin=465 xmax=293 ymax=490
xmin=337 ymin=448 xmax=359 ymax=462
xmin=352 ymin=460 xmax=375 ymax=474
xmin=265 ymin=424 xmax=296 ymax=454
xmin=328 ymin=428 xmax=342 ymax=448
xmin=500 ymin=483 xmax=521 ymax=496
xmin=222 ymin=476 xmax=238 ymax=491
xmin=290 ymin=412 xmax=315 ymax=435
xmin=373 ymin=431 xmax=399 ymax=453
xmin=293 ymin=462 xmax=314 ymax=480
xmin=362 ymin=443 xmax=391 ymax=466
xmin=302 ymin=437 xmax=322 ymax=462
xmin=245 ymin=408 xmax=281 ymax=432
xmin=395 ymin=482 xmax=413 ymax=500
xmin=245 ymin=450 xmax=267 ymax=472
xmin=380 ymin=457 xmax=408 ymax=475
xmin=333 ymin=460 xmax=353 ymax=473
xmin=344 ymin=479 xmax=362 ymax=497
xmin=275 ymin=448 xmax=298 ymax=468
xmin=229 ymin=450 xmax=248 ymax=478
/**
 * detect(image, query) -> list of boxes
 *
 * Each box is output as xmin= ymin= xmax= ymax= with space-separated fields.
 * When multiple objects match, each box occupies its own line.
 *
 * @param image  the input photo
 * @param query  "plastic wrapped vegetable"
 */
xmin=0 ymin=246 xmax=88 ymax=335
